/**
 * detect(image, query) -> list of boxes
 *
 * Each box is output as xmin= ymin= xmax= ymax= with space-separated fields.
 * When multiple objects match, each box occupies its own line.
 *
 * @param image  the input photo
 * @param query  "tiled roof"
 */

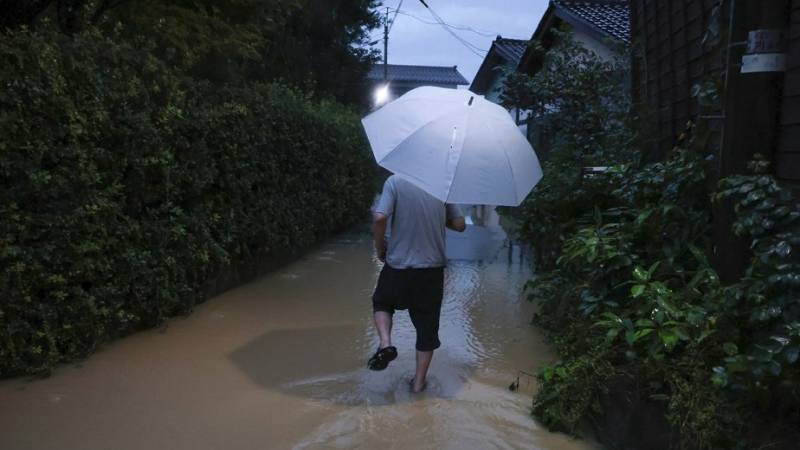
xmin=554 ymin=0 xmax=630 ymax=42
xmin=367 ymin=64 xmax=469 ymax=85
xmin=470 ymin=36 xmax=529 ymax=94
xmin=493 ymin=38 xmax=529 ymax=66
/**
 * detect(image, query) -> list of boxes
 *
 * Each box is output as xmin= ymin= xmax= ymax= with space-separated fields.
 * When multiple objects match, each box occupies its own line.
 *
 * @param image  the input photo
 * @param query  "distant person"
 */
xmin=368 ymin=174 xmax=466 ymax=393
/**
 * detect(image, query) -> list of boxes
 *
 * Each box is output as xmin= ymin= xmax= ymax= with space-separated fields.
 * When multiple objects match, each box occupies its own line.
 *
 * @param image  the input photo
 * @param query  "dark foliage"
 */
xmin=1 ymin=0 xmax=381 ymax=105
xmin=505 ymin=30 xmax=800 ymax=450
xmin=0 ymin=28 xmax=376 ymax=376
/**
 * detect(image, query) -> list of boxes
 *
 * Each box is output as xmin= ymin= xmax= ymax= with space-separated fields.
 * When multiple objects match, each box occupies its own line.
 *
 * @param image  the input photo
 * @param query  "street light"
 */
xmin=374 ymin=84 xmax=390 ymax=107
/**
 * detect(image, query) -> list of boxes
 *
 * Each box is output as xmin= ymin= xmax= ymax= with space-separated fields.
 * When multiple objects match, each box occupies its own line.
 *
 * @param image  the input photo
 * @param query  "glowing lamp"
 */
xmin=374 ymin=84 xmax=390 ymax=106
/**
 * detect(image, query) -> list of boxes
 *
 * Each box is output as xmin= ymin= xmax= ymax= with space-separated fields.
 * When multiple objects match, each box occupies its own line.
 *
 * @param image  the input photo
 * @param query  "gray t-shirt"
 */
xmin=374 ymin=175 xmax=463 ymax=269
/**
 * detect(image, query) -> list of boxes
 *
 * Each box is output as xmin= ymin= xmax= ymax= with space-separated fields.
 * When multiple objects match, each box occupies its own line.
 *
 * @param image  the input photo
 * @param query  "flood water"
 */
xmin=0 ymin=214 xmax=595 ymax=450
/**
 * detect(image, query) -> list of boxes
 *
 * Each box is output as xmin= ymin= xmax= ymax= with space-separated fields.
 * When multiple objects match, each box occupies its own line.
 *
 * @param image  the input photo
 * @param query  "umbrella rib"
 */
xmin=487 ymin=117 xmax=520 ymax=206
xmin=445 ymin=110 xmax=472 ymax=204
xmin=375 ymin=102 xmax=466 ymax=166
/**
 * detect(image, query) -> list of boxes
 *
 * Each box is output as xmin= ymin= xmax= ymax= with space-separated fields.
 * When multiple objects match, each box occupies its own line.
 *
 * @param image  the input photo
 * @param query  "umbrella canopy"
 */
xmin=361 ymin=86 xmax=543 ymax=206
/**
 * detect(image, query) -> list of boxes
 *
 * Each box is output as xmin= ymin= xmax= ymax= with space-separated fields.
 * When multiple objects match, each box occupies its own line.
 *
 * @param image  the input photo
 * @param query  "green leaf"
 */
xmin=775 ymin=241 xmax=792 ymax=258
xmin=625 ymin=330 xmax=636 ymax=346
xmin=723 ymin=342 xmax=738 ymax=356
xmin=770 ymin=335 xmax=790 ymax=346
xmin=633 ymin=266 xmax=649 ymax=282
xmin=635 ymin=209 xmax=653 ymax=226
xmin=633 ymin=328 xmax=654 ymax=341
xmin=711 ymin=366 xmax=728 ymax=387
xmin=622 ymin=318 xmax=634 ymax=331
xmin=767 ymin=360 xmax=782 ymax=376
xmin=738 ymin=183 xmax=755 ymax=194
xmin=647 ymin=261 xmax=661 ymax=277
xmin=630 ymin=284 xmax=645 ymax=298
xmin=673 ymin=327 xmax=690 ymax=341
xmin=697 ymin=329 xmax=715 ymax=343
xmin=660 ymin=330 xmax=679 ymax=348
xmin=784 ymin=347 xmax=799 ymax=364
xmin=606 ymin=328 xmax=620 ymax=342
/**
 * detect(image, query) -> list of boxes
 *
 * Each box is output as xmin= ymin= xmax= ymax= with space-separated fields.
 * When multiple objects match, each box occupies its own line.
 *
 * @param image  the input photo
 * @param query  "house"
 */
xmin=515 ymin=0 xmax=631 ymax=152
xmin=470 ymin=36 xmax=529 ymax=104
xmin=367 ymin=64 xmax=468 ymax=105
xmin=471 ymin=1 xmax=631 ymax=109
xmin=519 ymin=0 xmax=630 ymax=72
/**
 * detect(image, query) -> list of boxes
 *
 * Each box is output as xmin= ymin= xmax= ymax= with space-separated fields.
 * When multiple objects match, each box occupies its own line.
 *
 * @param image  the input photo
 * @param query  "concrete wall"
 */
xmin=572 ymin=28 xmax=616 ymax=61
xmin=484 ymin=68 xmax=510 ymax=103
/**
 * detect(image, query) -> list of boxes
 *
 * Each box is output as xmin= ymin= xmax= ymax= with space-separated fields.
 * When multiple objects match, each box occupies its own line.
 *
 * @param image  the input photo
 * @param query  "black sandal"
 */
xmin=367 ymin=346 xmax=397 ymax=371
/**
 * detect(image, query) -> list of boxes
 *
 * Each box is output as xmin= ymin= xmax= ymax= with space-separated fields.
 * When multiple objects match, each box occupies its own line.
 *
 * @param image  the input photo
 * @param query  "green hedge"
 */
xmin=0 ymin=29 xmax=376 ymax=376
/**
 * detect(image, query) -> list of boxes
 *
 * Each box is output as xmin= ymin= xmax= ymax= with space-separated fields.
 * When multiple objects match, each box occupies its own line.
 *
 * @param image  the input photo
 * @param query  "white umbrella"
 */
xmin=361 ymin=86 xmax=543 ymax=206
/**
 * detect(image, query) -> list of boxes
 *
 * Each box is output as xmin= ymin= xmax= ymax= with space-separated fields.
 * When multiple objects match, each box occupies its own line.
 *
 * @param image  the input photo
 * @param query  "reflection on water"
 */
xmin=0 ymin=210 xmax=594 ymax=450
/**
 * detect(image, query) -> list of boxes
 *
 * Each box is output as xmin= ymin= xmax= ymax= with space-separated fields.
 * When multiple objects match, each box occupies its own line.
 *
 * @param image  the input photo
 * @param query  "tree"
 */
xmin=499 ymin=29 xmax=635 ymax=268
xmin=0 ymin=0 xmax=52 ymax=29
xmin=258 ymin=0 xmax=381 ymax=104
xmin=107 ymin=0 xmax=380 ymax=103
xmin=501 ymin=29 xmax=632 ymax=165
xmin=2 ymin=0 xmax=381 ymax=105
xmin=105 ymin=0 xmax=290 ymax=82
xmin=0 ymin=0 xmax=129 ymax=32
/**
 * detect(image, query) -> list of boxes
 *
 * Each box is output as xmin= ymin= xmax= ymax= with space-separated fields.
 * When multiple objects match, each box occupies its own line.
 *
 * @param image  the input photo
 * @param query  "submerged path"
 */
xmin=0 ymin=218 xmax=594 ymax=450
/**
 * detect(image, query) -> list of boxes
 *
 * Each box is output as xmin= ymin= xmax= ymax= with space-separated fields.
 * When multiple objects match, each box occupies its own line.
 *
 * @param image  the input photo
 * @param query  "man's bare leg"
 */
xmin=412 ymin=350 xmax=433 ymax=392
xmin=374 ymin=311 xmax=393 ymax=349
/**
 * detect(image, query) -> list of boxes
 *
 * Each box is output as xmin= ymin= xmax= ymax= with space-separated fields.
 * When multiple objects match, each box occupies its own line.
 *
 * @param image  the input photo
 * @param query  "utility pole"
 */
xmin=383 ymin=7 xmax=389 ymax=82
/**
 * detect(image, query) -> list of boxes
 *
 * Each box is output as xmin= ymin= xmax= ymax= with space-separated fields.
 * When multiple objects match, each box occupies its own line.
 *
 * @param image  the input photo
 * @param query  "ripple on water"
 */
xmin=314 ymin=255 xmax=341 ymax=262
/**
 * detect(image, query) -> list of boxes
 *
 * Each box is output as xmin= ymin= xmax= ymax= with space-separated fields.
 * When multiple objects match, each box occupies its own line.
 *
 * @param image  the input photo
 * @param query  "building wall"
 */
xmin=631 ymin=0 xmax=799 ymax=179
xmin=484 ymin=69 xmax=509 ymax=103
xmin=630 ymin=0 xmax=725 ymax=161
xmin=573 ymin=28 xmax=616 ymax=61
xmin=777 ymin=0 xmax=800 ymax=179
xmin=631 ymin=0 xmax=797 ymax=281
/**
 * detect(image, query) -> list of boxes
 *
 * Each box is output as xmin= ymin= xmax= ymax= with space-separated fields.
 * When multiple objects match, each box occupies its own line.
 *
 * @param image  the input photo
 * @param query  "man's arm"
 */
xmin=446 ymin=204 xmax=466 ymax=232
xmin=446 ymin=216 xmax=466 ymax=232
xmin=372 ymin=177 xmax=395 ymax=263
xmin=373 ymin=212 xmax=388 ymax=262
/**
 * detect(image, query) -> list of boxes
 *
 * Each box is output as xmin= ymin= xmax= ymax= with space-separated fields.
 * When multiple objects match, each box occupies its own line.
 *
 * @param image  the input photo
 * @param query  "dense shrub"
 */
xmin=501 ymin=29 xmax=637 ymax=269
xmin=0 ymin=28 xmax=376 ymax=376
xmin=506 ymin=29 xmax=799 ymax=450
xmin=527 ymin=150 xmax=800 ymax=449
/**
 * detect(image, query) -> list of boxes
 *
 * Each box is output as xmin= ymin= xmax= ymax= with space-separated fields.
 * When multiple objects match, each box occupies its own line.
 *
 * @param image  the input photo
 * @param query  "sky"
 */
xmin=371 ymin=0 xmax=550 ymax=85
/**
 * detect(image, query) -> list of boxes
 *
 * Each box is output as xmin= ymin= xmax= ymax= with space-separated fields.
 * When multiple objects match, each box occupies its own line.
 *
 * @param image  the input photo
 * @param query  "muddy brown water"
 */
xmin=0 ymin=217 xmax=595 ymax=450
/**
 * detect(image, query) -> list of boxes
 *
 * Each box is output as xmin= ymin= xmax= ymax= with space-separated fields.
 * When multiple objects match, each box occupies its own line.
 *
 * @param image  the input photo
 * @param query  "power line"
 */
xmin=425 ymin=7 xmax=487 ymax=56
xmin=390 ymin=3 xmax=488 ymax=57
xmin=388 ymin=0 xmax=403 ymax=34
xmin=388 ymin=8 xmax=498 ymax=38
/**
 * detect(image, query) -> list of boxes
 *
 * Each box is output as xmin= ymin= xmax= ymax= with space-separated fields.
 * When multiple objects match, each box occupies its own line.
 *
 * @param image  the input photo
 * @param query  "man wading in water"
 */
xmin=368 ymin=174 xmax=466 ymax=393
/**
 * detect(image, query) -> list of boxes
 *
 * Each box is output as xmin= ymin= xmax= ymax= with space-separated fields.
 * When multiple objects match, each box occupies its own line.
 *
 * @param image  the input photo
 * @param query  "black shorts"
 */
xmin=372 ymin=264 xmax=444 ymax=352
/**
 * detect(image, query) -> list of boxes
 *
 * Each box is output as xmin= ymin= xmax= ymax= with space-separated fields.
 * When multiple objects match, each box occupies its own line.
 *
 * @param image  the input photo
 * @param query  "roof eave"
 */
xmin=517 ymin=4 xmax=558 ymax=73
xmin=366 ymin=64 xmax=469 ymax=86
xmin=470 ymin=44 xmax=502 ymax=94
xmin=516 ymin=1 xmax=628 ymax=74
xmin=552 ymin=4 xmax=628 ymax=45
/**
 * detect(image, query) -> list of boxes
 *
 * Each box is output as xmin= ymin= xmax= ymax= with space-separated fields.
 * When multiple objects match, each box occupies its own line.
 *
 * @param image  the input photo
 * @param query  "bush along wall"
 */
xmin=505 ymin=29 xmax=799 ymax=450
xmin=525 ymin=150 xmax=800 ymax=450
xmin=0 ymin=29 xmax=376 ymax=376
